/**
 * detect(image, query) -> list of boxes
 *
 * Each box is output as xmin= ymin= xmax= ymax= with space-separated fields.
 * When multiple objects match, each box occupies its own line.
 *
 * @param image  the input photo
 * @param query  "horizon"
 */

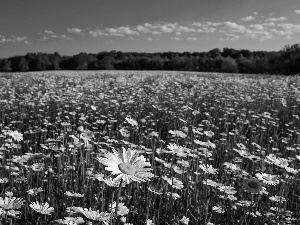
xmin=1 ymin=0 xmax=300 ymax=58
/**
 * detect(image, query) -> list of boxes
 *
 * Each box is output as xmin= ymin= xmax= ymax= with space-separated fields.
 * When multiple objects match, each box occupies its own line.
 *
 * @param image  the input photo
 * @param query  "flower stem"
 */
xmin=114 ymin=180 xmax=123 ymax=224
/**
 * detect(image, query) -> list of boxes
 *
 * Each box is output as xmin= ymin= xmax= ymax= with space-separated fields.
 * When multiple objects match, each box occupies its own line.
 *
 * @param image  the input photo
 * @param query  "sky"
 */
xmin=1 ymin=0 xmax=300 ymax=58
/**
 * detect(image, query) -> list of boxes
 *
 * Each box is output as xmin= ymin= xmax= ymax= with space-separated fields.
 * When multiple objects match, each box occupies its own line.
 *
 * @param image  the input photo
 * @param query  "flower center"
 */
xmin=247 ymin=181 xmax=260 ymax=189
xmin=118 ymin=163 xmax=136 ymax=175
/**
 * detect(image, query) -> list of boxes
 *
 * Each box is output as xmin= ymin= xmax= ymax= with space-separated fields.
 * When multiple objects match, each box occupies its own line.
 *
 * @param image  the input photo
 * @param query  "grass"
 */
xmin=0 ymin=70 xmax=299 ymax=225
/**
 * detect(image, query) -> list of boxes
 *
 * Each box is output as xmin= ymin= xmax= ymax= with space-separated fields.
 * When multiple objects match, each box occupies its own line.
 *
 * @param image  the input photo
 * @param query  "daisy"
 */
xmin=180 ymin=216 xmax=189 ymax=225
xmin=269 ymin=195 xmax=286 ymax=203
xmin=54 ymin=217 xmax=85 ymax=225
xmin=110 ymin=202 xmax=129 ymax=216
xmin=255 ymin=173 xmax=279 ymax=186
xmin=199 ymin=164 xmax=218 ymax=175
xmin=125 ymin=116 xmax=138 ymax=127
xmin=166 ymin=143 xmax=188 ymax=157
xmin=29 ymin=201 xmax=54 ymax=215
xmin=242 ymin=177 xmax=263 ymax=194
xmin=97 ymin=147 xmax=154 ymax=184
xmin=65 ymin=191 xmax=84 ymax=198
xmin=27 ymin=188 xmax=43 ymax=196
xmin=103 ymin=177 xmax=126 ymax=188
xmin=218 ymin=185 xmax=237 ymax=195
xmin=162 ymin=176 xmax=184 ymax=189
xmin=68 ymin=207 xmax=112 ymax=224
xmin=0 ymin=196 xmax=24 ymax=210
xmin=8 ymin=131 xmax=23 ymax=142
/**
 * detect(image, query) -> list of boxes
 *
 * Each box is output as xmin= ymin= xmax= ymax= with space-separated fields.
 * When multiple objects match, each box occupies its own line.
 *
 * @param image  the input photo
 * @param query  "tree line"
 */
xmin=1 ymin=44 xmax=300 ymax=75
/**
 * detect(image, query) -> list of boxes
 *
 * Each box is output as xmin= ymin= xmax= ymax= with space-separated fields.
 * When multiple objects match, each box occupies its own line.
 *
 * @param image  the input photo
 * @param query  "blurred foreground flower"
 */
xmin=29 ymin=201 xmax=54 ymax=215
xmin=242 ymin=177 xmax=263 ymax=194
xmin=97 ymin=147 xmax=154 ymax=184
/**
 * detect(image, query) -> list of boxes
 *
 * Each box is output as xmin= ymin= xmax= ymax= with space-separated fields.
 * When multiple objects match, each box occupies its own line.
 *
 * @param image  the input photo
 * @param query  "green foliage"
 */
xmin=1 ymin=43 xmax=300 ymax=74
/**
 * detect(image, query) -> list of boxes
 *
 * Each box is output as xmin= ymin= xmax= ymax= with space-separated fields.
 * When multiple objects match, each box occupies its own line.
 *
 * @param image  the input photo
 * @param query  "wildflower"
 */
xmin=31 ymin=163 xmax=45 ymax=172
xmin=148 ymin=185 xmax=163 ymax=195
xmin=202 ymin=179 xmax=219 ymax=188
xmin=222 ymin=162 xmax=238 ymax=171
xmin=169 ymin=130 xmax=187 ymax=138
xmin=97 ymin=147 xmax=154 ymax=184
xmin=162 ymin=176 xmax=184 ymax=189
xmin=0 ymin=178 xmax=9 ymax=184
xmin=8 ymin=131 xmax=23 ymax=142
xmin=199 ymin=164 xmax=218 ymax=174
xmin=103 ymin=177 xmax=126 ymax=187
xmin=65 ymin=191 xmax=84 ymax=198
xmin=204 ymin=130 xmax=214 ymax=138
xmin=255 ymin=173 xmax=279 ymax=186
xmin=212 ymin=205 xmax=225 ymax=214
xmin=29 ymin=202 xmax=54 ymax=215
xmin=242 ymin=177 xmax=263 ymax=194
xmin=125 ymin=116 xmax=138 ymax=127
xmin=146 ymin=219 xmax=155 ymax=225
xmin=110 ymin=202 xmax=129 ymax=216
xmin=180 ymin=216 xmax=189 ymax=225
xmin=0 ymin=196 xmax=24 ymax=210
xmin=269 ymin=195 xmax=286 ymax=203
xmin=218 ymin=185 xmax=237 ymax=195
xmin=68 ymin=207 xmax=112 ymax=224
xmin=27 ymin=188 xmax=43 ymax=196
xmin=227 ymin=195 xmax=237 ymax=201
xmin=166 ymin=143 xmax=187 ymax=157
xmin=54 ymin=217 xmax=85 ymax=225
xmin=80 ymin=130 xmax=94 ymax=143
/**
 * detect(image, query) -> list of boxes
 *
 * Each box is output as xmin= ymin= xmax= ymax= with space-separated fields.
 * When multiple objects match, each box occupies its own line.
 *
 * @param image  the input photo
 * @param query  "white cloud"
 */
xmin=0 ymin=35 xmax=29 ymax=44
xmin=44 ymin=30 xmax=54 ymax=34
xmin=253 ymin=12 xmax=258 ymax=15
xmin=295 ymin=10 xmax=300 ymax=14
xmin=241 ymin=16 xmax=256 ymax=22
xmin=136 ymin=25 xmax=151 ymax=33
xmin=59 ymin=20 xmax=300 ymax=43
xmin=67 ymin=28 xmax=83 ymax=34
xmin=265 ymin=17 xmax=287 ymax=22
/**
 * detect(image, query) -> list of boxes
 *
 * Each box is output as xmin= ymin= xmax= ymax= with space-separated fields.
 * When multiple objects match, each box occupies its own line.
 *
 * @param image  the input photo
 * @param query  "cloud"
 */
xmin=67 ymin=28 xmax=83 ymax=34
xmin=295 ymin=10 xmax=300 ymax=14
xmin=241 ymin=16 xmax=256 ymax=22
xmin=54 ymin=19 xmax=300 ymax=43
xmin=277 ymin=23 xmax=300 ymax=34
xmin=220 ymin=33 xmax=240 ymax=41
xmin=40 ymin=31 xmax=71 ymax=41
xmin=187 ymin=37 xmax=197 ymax=41
xmin=265 ymin=17 xmax=287 ymax=22
xmin=90 ymin=26 xmax=139 ymax=37
xmin=0 ymin=35 xmax=29 ymax=44
xmin=44 ymin=30 xmax=54 ymax=34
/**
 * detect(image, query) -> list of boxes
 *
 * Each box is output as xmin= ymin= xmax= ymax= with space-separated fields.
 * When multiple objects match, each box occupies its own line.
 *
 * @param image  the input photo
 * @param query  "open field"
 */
xmin=0 ymin=71 xmax=300 ymax=225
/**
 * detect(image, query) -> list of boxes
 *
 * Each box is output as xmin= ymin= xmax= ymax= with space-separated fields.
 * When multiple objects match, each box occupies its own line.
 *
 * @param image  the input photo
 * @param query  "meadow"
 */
xmin=0 ymin=70 xmax=300 ymax=225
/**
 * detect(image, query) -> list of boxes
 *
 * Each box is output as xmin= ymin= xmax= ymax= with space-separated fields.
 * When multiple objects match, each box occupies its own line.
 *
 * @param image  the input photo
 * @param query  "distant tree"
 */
xmin=101 ymin=56 xmax=115 ymax=70
xmin=0 ymin=59 xmax=12 ymax=72
xmin=10 ymin=56 xmax=29 ymax=72
xmin=220 ymin=57 xmax=239 ymax=73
